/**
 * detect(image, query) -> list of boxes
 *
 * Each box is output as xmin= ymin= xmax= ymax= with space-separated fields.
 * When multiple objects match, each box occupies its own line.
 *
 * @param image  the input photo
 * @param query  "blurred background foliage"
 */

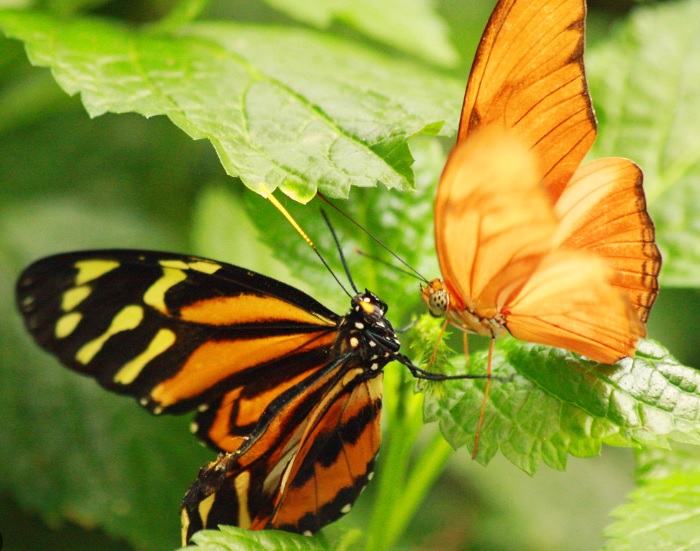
xmin=1 ymin=0 xmax=699 ymax=550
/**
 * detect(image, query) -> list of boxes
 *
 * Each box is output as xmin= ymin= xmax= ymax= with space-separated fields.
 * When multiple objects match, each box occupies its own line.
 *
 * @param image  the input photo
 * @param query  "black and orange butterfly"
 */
xmin=16 ymin=247 xmax=463 ymax=542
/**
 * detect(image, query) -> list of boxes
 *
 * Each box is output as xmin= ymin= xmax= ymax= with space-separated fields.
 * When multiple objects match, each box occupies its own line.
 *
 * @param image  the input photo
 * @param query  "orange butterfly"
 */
xmin=421 ymin=0 xmax=661 ymax=452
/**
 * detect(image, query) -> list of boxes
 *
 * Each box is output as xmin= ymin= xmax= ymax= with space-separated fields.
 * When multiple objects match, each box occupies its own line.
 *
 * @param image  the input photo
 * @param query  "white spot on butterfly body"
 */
xmin=341 ymin=503 xmax=352 ymax=514
xmin=190 ymin=422 xmax=198 ymax=433
xmin=355 ymin=322 xmax=364 ymax=329
xmin=350 ymin=337 xmax=360 ymax=348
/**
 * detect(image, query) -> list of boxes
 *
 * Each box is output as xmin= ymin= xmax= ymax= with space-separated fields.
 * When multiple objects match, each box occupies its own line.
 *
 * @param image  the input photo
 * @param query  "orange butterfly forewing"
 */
xmin=458 ymin=0 xmax=595 ymax=203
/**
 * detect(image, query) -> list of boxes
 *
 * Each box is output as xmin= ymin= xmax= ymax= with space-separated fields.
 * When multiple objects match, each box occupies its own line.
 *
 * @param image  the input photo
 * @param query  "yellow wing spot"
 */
xmin=188 ymin=260 xmax=221 ymax=274
xmin=76 ymin=305 xmax=144 ymax=365
xmin=55 ymin=312 xmax=82 ymax=339
xmin=74 ymin=260 xmax=119 ymax=285
xmin=114 ymin=328 xmax=176 ymax=385
xmin=159 ymin=259 xmax=189 ymax=270
xmin=234 ymin=471 xmax=252 ymax=529
xmin=180 ymin=509 xmax=191 ymax=546
xmin=197 ymin=493 xmax=216 ymax=530
xmin=61 ymin=285 xmax=91 ymax=312
xmin=143 ymin=268 xmax=187 ymax=313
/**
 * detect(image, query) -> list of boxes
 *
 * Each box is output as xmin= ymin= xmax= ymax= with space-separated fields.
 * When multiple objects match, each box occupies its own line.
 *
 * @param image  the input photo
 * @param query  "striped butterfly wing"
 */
xmin=458 ymin=0 xmax=595 ymax=203
xmin=16 ymin=250 xmax=340 ymax=448
xmin=183 ymin=344 xmax=383 ymax=538
xmin=181 ymin=290 xmax=395 ymax=539
xmin=17 ymin=250 xmax=400 ymax=540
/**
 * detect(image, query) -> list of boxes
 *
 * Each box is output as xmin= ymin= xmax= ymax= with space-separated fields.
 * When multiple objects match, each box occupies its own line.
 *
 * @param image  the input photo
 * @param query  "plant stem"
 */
xmin=365 ymin=373 xmax=424 ymax=551
xmin=381 ymin=431 xmax=454 ymax=547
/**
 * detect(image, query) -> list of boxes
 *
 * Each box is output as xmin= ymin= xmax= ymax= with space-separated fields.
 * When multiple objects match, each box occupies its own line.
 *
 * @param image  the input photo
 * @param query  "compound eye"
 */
xmin=428 ymin=289 xmax=449 ymax=317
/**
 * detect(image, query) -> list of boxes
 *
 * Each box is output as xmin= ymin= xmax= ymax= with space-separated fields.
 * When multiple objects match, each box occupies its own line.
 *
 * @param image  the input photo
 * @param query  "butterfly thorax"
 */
xmin=334 ymin=290 xmax=401 ymax=376
xmin=421 ymin=278 xmax=507 ymax=338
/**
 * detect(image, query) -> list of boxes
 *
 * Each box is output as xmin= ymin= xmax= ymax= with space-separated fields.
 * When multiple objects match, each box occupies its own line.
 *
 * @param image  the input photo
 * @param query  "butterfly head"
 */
xmin=351 ymin=290 xmax=388 ymax=318
xmin=421 ymin=279 xmax=450 ymax=318
xmin=344 ymin=290 xmax=400 ymax=361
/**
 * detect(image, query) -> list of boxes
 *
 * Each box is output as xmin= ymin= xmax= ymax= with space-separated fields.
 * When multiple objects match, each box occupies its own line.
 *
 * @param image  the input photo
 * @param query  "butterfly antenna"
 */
xmin=320 ymin=209 xmax=359 ymax=294
xmin=355 ymin=248 xmax=426 ymax=281
xmin=262 ymin=189 xmax=353 ymax=299
xmin=318 ymin=193 xmax=430 ymax=284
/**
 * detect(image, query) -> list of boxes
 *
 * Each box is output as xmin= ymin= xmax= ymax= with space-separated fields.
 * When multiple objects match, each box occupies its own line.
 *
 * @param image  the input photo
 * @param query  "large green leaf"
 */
xmin=261 ymin=0 xmax=459 ymax=67
xmin=0 ymin=10 xmax=463 ymax=202
xmin=603 ymin=447 xmax=700 ymax=550
xmin=423 ymin=334 xmax=700 ymax=475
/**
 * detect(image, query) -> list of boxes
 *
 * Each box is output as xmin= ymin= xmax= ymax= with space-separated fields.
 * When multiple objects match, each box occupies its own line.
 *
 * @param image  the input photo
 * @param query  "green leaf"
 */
xmin=185 ymin=524 xmax=361 ymax=551
xmin=261 ymin=0 xmax=459 ymax=67
xmin=0 ymin=10 xmax=463 ymax=202
xmin=423 ymin=335 xmax=700 ymax=475
xmin=603 ymin=447 xmax=700 ymax=550
xmin=587 ymin=0 xmax=700 ymax=287
xmin=186 ymin=526 xmax=325 ymax=550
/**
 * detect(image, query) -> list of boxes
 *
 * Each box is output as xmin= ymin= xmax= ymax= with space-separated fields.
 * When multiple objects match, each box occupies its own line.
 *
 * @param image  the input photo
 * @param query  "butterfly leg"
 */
xmin=462 ymin=332 xmax=470 ymax=367
xmin=428 ymin=317 xmax=451 ymax=366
